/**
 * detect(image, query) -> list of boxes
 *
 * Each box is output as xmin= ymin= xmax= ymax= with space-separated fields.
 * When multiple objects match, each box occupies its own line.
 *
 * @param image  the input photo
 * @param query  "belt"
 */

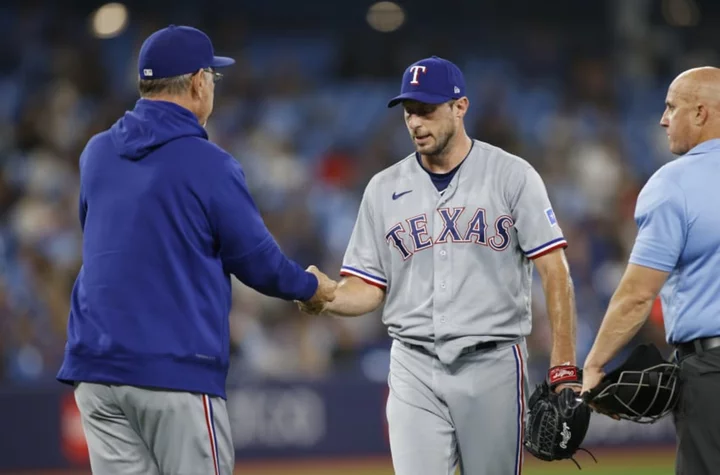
xmin=400 ymin=340 xmax=497 ymax=358
xmin=675 ymin=336 xmax=720 ymax=360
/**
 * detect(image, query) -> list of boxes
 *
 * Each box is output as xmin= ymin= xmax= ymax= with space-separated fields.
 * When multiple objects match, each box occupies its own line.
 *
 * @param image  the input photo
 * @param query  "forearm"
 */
xmin=324 ymin=276 xmax=385 ymax=317
xmin=584 ymin=288 xmax=655 ymax=369
xmin=544 ymin=273 xmax=578 ymax=367
xmin=227 ymin=237 xmax=317 ymax=301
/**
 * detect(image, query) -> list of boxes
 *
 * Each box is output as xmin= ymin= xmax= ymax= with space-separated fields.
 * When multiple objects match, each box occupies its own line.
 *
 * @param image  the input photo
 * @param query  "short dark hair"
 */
xmin=138 ymin=73 xmax=192 ymax=97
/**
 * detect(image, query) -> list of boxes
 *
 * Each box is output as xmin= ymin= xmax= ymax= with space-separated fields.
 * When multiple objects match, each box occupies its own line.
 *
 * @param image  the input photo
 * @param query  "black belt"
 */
xmin=675 ymin=336 xmax=720 ymax=360
xmin=400 ymin=340 xmax=497 ymax=358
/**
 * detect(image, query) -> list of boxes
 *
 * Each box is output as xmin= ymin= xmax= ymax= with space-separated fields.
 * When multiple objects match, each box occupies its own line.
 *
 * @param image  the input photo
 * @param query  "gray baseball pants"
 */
xmin=74 ymin=382 xmax=234 ymax=475
xmin=386 ymin=338 xmax=529 ymax=475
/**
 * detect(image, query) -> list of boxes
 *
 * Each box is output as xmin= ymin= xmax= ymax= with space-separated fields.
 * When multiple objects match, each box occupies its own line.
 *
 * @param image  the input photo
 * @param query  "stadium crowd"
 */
xmin=0 ymin=3 xmax=703 ymax=387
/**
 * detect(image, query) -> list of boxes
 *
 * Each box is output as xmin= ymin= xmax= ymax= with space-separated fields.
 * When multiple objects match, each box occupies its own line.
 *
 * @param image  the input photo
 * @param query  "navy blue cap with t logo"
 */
xmin=138 ymin=25 xmax=235 ymax=80
xmin=387 ymin=56 xmax=466 ymax=108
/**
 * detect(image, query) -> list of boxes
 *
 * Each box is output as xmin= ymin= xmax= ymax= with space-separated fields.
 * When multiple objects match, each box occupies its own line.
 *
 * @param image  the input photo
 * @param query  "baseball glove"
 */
xmin=524 ymin=380 xmax=596 ymax=469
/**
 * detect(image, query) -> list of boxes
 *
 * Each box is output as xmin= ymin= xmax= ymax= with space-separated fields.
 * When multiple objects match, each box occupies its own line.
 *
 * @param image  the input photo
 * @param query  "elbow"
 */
xmin=614 ymin=264 xmax=668 ymax=311
xmin=634 ymin=290 xmax=657 ymax=308
xmin=613 ymin=285 xmax=657 ymax=318
xmin=619 ymin=279 xmax=658 ymax=307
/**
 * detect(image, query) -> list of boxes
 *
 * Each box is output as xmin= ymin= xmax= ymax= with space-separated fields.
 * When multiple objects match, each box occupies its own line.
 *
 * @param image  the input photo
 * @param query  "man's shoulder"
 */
xmin=643 ymin=156 xmax=689 ymax=192
xmin=471 ymin=139 xmax=533 ymax=177
xmin=636 ymin=159 xmax=690 ymax=213
xmin=79 ymin=130 xmax=113 ymax=167
xmin=83 ymin=130 xmax=112 ymax=152
xmin=468 ymin=140 xmax=540 ymax=196
xmin=644 ymin=152 xmax=720 ymax=209
xmin=170 ymin=136 xmax=230 ymax=156
xmin=655 ymin=144 xmax=720 ymax=176
xmin=167 ymin=137 xmax=239 ymax=169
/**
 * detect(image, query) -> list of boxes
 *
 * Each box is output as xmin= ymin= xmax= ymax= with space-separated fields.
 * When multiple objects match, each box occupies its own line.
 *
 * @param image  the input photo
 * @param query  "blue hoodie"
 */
xmin=56 ymin=99 xmax=318 ymax=398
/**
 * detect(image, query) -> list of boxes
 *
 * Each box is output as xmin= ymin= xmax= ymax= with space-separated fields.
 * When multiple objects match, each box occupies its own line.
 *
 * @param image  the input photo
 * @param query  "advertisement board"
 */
xmin=0 ymin=380 xmax=674 ymax=472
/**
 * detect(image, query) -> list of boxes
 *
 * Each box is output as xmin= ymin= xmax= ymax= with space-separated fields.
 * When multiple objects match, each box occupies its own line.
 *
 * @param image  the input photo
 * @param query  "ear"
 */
xmin=190 ymin=70 xmax=205 ymax=100
xmin=695 ymin=103 xmax=709 ymax=126
xmin=454 ymin=97 xmax=470 ymax=119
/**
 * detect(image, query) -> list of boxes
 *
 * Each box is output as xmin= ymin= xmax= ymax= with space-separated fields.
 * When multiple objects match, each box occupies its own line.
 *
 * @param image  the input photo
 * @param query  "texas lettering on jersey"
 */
xmin=385 ymin=207 xmax=513 ymax=259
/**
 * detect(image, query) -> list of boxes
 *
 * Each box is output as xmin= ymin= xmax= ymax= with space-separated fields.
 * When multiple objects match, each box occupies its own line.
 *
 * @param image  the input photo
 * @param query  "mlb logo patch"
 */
xmin=545 ymin=207 xmax=558 ymax=226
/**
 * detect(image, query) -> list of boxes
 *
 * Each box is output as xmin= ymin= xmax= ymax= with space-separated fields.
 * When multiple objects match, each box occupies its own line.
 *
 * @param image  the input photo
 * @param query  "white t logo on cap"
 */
xmin=409 ymin=65 xmax=427 ymax=85
xmin=143 ymin=69 xmax=153 ymax=77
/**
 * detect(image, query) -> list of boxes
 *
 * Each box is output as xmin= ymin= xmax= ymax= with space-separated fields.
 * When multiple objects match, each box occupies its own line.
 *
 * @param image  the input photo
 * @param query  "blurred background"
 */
xmin=0 ymin=0 xmax=711 ymax=473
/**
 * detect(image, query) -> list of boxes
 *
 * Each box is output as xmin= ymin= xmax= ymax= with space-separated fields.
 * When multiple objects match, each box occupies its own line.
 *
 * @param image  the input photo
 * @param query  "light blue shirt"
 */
xmin=630 ymin=138 xmax=720 ymax=344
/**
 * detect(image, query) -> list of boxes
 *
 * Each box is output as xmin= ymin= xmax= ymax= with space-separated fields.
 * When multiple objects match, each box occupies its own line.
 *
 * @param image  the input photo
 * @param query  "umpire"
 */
xmin=581 ymin=66 xmax=720 ymax=475
xmin=56 ymin=25 xmax=336 ymax=475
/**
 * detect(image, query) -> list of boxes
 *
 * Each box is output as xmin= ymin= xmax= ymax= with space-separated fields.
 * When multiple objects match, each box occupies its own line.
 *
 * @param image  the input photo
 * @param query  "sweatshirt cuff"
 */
xmin=298 ymin=272 xmax=319 ymax=301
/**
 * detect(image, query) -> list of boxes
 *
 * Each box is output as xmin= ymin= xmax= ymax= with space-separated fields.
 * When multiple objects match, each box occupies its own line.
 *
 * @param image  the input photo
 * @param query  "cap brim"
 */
xmin=211 ymin=56 xmax=235 ymax=68
xmin=387 ymin=91 xmax=454 ymax=108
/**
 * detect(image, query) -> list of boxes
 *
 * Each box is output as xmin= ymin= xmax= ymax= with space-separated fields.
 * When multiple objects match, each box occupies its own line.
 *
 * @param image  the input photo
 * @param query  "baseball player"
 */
xmin=582 ymin=67 xmax=720 ymax=475
xmin=56 ymin=25 xmax=336 ymax=475
xmin=300 ymin=56 xmax=581 ymax=474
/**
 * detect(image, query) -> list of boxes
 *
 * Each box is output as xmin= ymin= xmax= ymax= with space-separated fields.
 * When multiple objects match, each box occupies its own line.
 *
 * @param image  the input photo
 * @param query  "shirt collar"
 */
xmin=413 ymin=139 xmax=476 ymax=176
xmin=685 ymin=138 xmax=720 ymax=156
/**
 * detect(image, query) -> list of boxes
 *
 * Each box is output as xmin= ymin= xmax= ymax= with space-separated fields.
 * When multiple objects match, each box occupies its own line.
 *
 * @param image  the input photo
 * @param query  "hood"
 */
xmin=109 ymin=99 xmax=208 ymax=160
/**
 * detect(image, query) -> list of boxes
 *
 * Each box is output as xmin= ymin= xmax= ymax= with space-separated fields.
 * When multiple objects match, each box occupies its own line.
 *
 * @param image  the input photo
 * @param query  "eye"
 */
xmin=404 ymin=103 xmax=438 ymax=118
xmin=416 ymin=106 xmax=434 ymax=117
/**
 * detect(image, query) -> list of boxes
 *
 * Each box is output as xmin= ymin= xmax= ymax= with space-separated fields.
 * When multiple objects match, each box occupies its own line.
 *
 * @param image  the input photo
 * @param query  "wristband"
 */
xmin=548 ymin=365 xmax=581 ymax=389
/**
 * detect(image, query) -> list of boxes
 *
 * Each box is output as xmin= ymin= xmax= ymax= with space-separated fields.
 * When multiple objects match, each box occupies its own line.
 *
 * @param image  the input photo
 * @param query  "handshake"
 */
xmin=297 ymin=265 xmax=338 ymax=315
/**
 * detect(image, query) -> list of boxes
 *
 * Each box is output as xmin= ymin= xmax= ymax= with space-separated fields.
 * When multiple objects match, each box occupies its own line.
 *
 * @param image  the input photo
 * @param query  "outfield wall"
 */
xmin=0 ymin=379 xmax=675 ymax=472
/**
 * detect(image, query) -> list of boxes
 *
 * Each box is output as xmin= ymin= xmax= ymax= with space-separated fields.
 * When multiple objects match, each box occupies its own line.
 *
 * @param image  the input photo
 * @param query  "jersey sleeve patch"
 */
xmin=545 ymin=207 xmax=558 ymax=227
xmin=524 ymin=237 xmax=568 ymax=259
xmin=340 ymin=266 xmax=388 ymax=289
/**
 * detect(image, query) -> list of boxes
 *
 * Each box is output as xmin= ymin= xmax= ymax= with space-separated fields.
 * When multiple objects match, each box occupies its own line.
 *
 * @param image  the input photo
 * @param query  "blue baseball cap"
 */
xmin=138 ymin=25 xmax=235 ymax=80
xmin=387 ymin=56 xmax=466 ymax=108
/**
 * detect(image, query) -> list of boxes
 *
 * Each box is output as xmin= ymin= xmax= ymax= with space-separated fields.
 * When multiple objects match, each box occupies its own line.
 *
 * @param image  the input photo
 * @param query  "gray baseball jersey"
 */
xmin=340 ymin=139 xmax=566 ymax=365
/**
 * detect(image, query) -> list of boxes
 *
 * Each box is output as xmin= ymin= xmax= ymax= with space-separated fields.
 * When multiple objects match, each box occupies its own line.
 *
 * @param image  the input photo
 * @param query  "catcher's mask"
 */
xmin=583 ymin=343 xmax=680 ymax=423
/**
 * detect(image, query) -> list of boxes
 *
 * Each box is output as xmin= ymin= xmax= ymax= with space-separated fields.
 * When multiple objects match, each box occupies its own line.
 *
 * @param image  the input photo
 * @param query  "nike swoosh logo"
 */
xmin=392 ymin=190 xmax=413 ymax=200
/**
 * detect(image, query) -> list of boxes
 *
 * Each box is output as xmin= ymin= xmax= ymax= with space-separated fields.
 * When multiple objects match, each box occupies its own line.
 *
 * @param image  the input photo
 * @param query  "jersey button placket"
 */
xmin=434 ymin=211 xmax=450 ymax=328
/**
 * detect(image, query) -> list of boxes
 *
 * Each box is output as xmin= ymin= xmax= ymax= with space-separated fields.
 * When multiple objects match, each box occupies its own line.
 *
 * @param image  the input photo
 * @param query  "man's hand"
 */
xmin=580 ymin=366 xmax=605 ymax=396
xmin=554 ymin=383 xmax=581 ymax=394
xmin=580 ymin=365 xmax=619 ymax=419
xmin=297 ymin=265 xmax=337 ymax=315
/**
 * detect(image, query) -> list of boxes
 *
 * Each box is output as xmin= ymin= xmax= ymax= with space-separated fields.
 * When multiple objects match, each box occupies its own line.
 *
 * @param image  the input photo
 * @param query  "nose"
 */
xmin=406 ymin=114 xmax=421 ymax=130
xmin=659 ymin=111 xmax=669 ymax=128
